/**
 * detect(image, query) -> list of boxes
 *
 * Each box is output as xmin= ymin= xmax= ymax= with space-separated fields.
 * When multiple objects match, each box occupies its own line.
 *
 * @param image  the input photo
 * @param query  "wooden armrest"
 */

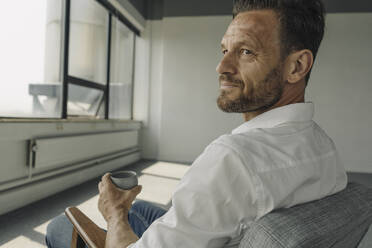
xmin=65 ymin=207 xmax=106 ymax=248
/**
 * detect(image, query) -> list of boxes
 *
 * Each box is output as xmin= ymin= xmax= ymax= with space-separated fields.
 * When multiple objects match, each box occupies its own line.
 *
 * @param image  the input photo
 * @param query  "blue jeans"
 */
xmin=45 ymin=200 xmax=167 ymax=248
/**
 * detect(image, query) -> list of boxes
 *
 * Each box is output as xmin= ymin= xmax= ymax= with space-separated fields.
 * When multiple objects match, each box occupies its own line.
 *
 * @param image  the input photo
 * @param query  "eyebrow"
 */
xmin=221 ymin=40 xmax=260 ymax=50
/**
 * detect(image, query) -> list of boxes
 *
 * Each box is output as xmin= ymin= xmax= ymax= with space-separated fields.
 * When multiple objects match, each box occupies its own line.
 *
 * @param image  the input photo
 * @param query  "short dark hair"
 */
xmin=233 ymin=0 xmax=325 ymax=84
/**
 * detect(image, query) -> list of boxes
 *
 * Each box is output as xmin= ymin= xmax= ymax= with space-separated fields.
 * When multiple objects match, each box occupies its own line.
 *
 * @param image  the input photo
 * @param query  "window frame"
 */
xmin=61 ymin=0 xmax=139 ymax=120
xmin=0 ymin=0 xmax=138 ymax=121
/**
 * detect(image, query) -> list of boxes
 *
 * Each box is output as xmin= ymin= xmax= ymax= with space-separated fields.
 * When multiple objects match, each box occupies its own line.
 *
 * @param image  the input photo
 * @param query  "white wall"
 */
xmin=140 ymin=13 xmax=372 ymax=173
xmin=306 ymin=13 xmax=372 ymax=173
xmin=135 ymin=20 xmax=166 ymax=159
xmin=157 ymin=16 xmax=243 ymax=162
xmin=139 ymin=16 xmax=243 ymax=162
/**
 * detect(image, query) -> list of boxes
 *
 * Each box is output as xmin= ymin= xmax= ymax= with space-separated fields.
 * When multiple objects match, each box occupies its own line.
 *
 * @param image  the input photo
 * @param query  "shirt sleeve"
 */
xmin=130 ymin=141 xmax=260 ymax=248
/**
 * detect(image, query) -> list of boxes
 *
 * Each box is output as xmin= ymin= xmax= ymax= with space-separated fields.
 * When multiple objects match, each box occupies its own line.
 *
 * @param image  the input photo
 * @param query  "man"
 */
xmin=46 ymin=0 xmax=347 ymax=247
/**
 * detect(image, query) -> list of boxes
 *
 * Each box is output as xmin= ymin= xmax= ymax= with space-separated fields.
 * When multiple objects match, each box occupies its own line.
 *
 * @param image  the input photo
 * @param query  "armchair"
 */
xmin=65 ymin=182 xmax=372 ymax=248
xmin=65 ymin=207 xmax=106 ymax=248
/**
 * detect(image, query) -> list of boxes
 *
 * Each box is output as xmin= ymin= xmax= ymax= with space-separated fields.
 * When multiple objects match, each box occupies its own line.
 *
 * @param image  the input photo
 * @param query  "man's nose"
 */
xmin=216 ymin=53 xmax=237 ymax=75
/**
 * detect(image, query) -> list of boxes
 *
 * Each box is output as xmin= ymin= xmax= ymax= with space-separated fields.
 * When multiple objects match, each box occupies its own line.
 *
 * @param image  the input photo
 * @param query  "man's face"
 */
xmin=216 ymin=10 xmax=285 ymax=113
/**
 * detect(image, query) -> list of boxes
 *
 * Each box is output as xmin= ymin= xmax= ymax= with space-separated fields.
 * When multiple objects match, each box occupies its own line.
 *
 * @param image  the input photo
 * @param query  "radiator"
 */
xmin=29 ymin=131 xmax=138 ymax=171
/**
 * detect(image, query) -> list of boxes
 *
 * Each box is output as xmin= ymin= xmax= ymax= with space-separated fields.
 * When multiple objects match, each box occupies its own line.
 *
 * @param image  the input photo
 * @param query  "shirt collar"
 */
xmin=232 ymin=102 xmax=314 ymax=134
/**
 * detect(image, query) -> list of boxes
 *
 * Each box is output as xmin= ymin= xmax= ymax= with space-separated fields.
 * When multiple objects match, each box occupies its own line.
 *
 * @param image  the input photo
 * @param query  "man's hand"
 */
xmin=98 ymin=173 xmax=142 ymax=248
xmin=98 ymin=173 xmax=142 ymax=223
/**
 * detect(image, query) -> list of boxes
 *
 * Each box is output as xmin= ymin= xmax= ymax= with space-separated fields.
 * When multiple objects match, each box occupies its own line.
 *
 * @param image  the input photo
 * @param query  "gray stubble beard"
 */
xmin=217 ymin=66 xmax=284 ymax=113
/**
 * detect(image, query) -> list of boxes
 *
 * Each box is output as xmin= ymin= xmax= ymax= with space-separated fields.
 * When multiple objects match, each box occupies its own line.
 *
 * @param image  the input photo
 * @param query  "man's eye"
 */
xmin=241 ymin=49 xmax=253 ymax=55
xmin=222 ymin=50 xmax=228 ymax=55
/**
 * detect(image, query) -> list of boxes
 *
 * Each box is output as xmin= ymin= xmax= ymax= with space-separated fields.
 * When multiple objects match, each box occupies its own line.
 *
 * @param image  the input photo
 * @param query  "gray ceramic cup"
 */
xmin=110 ymin=171 xmax=138 ymax=190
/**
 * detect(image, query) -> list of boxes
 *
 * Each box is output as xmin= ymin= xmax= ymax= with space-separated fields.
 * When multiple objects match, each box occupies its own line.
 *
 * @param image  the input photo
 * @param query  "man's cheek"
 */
xmin=241 ymin=78 xmax=253 ymax=96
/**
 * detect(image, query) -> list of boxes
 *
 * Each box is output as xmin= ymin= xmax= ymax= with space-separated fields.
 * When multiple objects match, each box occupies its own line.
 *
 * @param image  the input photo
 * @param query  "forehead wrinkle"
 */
xmin=227 ymin=10 xmax=280 ymax=50
xmin=221 ymin=40 xmax=261 ymax=52
xmin=222 ymin=33 xmax=263 ymax=53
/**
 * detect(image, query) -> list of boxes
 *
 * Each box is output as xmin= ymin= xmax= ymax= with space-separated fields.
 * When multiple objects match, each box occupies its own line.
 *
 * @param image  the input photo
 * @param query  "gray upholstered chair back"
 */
xmin=239 ymin=182 xmax=372 ymax=248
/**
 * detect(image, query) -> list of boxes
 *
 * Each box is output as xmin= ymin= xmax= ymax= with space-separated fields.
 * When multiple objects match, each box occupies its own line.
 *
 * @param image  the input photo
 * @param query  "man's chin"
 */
xmin=217 ymin=96 xmax=268 ymax=113
xmin=217 ymin=96 xmax=243 ymax=113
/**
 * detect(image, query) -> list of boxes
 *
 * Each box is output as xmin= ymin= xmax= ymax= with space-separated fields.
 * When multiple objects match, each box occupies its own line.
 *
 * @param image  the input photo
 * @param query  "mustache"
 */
xmin=219 ymin=74 xmax=244 ymax=86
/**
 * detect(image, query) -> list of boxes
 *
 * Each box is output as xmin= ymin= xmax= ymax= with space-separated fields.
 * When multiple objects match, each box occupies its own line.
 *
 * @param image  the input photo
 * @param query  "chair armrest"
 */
xmin=65 ymin=207 xmax=106 ymax=248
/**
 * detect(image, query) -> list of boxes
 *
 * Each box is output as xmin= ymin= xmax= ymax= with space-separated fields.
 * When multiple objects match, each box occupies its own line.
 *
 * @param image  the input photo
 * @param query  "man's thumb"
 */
xmin=131 ymin=185 xmax=142 ymax=196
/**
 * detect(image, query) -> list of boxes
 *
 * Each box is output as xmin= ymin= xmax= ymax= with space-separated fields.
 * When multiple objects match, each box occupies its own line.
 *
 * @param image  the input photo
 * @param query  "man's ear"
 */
xmin=285 ymin=49 xmax=314 ymax=84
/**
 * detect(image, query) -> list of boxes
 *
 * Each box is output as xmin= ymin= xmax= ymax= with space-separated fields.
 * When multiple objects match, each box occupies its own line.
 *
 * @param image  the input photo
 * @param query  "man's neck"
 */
xmin=243 ymin=81 xmax=306 ymax=122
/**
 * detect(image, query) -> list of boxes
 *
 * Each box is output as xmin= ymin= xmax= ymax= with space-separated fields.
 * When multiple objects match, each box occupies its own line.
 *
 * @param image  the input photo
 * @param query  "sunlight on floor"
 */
xmin=1 ymin=235 xmax=43 ymax=248
xmin=137 ymin=174 xmax=180 ymax=205
xmin=137 ymin=161 xmax=190 ymax=205
xmin=141 ymin=161 xmax=190 ymax=179
xmin=33 ymin=220 xmax=51 ymax=239
xmin=75 ymin=161 xmax=191 ymax=227
xmin=1 ymin=161 xmax=190 ymax=248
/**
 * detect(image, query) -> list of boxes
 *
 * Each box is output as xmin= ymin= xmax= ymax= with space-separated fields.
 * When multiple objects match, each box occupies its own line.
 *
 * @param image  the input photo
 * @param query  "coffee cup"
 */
xmin=110 ymin=170 xmax=138 ymax=190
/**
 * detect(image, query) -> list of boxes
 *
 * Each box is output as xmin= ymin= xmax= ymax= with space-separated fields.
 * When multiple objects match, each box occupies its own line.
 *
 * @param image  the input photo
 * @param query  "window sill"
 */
xmin=0 ymin=118 xmax=141 ymax=124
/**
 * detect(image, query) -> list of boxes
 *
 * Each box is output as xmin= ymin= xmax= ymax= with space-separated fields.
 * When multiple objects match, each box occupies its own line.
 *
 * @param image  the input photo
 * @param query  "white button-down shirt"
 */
xmin=129 ymin=102 xmax=347 ymax=248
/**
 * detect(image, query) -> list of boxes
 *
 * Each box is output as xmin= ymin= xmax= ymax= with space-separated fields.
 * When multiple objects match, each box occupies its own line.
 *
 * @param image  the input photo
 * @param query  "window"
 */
xmin=110 ymin=18 xmax=135 ymax=119
xmin=68 ymin=84 xmax=105 ymax=117
xmin=0 ymin=0 xmax=63 ymax=118
xmin=0 ymin=0 xmax=139 ymax=120
xmin=67 ymin=0 xmax=109 ymax=118
xmin=69 ymin=0 xmax=108 ymax=85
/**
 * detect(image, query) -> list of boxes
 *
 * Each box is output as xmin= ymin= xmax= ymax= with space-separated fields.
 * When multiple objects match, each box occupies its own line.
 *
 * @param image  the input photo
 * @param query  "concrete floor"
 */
xmin=0 ymin=160 xmax=371 ymax=248
xmin=0 ymin=160 xmax=190 ymax=248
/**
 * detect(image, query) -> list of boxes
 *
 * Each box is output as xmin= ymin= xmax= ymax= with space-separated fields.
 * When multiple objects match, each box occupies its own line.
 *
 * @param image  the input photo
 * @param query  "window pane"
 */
xmin=109 ymin=18 xmax=135 ymax=120
xmin=69 ymin=0 xmax=108 ymax=85
xmin=68 ymin=84 xmax=105 ymax=118
xmin=0 ymin=0 xmax=62 ymax=118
